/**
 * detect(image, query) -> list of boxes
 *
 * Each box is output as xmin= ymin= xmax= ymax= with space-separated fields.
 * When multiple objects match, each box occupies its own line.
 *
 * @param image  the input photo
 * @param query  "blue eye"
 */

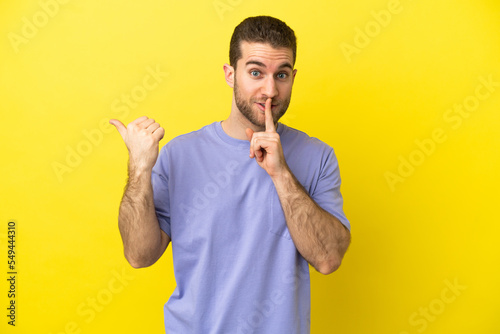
xmin=277 ymin=73 xmax=287 ymax=79
xmin=250 ymin=70 xmax=260 ymax=77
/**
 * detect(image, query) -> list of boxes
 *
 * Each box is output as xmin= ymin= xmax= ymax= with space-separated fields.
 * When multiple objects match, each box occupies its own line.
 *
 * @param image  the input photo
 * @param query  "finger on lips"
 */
xmin=246 ymin=98 xmax=276 ymax=160
xmin=265 ymin=98 xmax=275 ymax=133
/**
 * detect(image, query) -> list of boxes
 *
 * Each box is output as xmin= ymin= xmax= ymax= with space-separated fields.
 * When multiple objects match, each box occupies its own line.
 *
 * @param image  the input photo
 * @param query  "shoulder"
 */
xmin=279 ymin=123 xmax=334 ymax=155
xmin=279 ymin=123 xmax=340 ymax=178
xmin=160 ymin=122 xmax=218 ymax=154
xmin=169 ymin=122 xmax=216 ymax=145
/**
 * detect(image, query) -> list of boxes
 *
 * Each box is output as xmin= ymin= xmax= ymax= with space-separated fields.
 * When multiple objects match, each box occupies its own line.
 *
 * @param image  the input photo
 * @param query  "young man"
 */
xmin=110 ymin=16 xmax=351 ymax=334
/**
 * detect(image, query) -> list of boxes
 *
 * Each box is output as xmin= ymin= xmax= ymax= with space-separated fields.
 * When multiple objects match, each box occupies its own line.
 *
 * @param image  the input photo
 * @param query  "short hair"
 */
xmin=229 ymin=16 xmax=297 ymax=69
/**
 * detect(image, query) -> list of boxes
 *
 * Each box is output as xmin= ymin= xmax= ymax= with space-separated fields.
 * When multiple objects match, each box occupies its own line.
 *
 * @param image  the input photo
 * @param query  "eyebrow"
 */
xmin=245 ymin=60 xmax=293 ymax=70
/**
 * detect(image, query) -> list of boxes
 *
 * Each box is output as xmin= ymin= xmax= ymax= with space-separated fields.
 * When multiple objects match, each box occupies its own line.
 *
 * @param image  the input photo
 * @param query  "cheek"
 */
xmin=240 ymin=80 xmax=259 ymax=97
xmin=278 ymin=83 xmax=293 ymax=97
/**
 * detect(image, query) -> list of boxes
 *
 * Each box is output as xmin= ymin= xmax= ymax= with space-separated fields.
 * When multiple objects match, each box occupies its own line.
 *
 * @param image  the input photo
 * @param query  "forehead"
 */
xmin=239 ymin=41 xmax=294 ymax=68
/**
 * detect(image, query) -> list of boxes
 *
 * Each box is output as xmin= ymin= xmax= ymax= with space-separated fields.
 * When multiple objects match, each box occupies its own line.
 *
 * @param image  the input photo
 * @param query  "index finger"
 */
xmin=265 ymin=98 xmax=276 ymax=133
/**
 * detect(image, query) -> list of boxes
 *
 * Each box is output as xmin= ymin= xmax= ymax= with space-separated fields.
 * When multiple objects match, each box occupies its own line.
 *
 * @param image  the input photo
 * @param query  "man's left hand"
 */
xmin=245 ymin=98 xmax=288 ymax=178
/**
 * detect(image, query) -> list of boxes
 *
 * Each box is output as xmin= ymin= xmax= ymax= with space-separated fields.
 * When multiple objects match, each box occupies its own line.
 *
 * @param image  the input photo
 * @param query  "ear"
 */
xmin=292 ymin=68 xmax=297 ymax=84
xmin=223 ymin=63 xmax=235 ymax=88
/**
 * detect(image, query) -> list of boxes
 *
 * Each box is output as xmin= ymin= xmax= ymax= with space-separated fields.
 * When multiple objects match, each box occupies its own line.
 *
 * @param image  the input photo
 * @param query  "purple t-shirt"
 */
xmin=152 ymin=121 xmax=350 ymax=334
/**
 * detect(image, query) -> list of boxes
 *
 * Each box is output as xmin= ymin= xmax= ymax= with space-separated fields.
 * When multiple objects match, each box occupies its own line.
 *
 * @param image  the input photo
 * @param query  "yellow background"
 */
xmin=1 ymin=0 xmax=499 ymax=333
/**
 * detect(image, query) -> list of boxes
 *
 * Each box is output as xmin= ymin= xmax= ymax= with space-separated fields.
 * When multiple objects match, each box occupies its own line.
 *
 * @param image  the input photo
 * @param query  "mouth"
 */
xmin=255 ymin=102 xmax=278 ymax=112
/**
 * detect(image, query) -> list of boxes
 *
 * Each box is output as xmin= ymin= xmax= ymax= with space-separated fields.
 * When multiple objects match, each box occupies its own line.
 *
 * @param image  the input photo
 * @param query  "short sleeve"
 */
xmin=311 ymin=147 xmax=350 ymax=231
xmin=151 ymin=146 xmax=172 ymax=237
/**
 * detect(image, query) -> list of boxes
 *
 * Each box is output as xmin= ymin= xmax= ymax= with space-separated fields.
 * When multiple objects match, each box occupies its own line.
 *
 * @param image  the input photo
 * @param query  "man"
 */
xmin=110 ymin=16 xmax=351 ymax=334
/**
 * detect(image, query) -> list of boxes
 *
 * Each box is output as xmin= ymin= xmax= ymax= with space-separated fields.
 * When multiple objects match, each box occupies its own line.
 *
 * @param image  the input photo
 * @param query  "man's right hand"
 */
xmin=109 ymin=116 xmax=165 ymax=173
xmin=110 ymin=116 xmax=169 ymax=268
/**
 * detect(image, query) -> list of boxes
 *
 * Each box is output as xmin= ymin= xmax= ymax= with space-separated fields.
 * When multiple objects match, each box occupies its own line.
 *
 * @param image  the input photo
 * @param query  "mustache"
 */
xmin=253 ymin=99 xmax=280 ymax=105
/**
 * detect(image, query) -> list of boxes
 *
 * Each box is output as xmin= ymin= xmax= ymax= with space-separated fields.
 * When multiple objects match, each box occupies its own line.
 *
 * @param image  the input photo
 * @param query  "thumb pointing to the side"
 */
xmin=109 ymin=119 xmax=127 ymax=140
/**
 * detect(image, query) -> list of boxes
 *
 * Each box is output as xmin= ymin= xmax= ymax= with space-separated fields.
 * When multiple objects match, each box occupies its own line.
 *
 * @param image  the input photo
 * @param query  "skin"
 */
xmin=109 ymin=116 xmax=169 ymax=268
xmin=110 ymin=41 xmax=351 ymax=274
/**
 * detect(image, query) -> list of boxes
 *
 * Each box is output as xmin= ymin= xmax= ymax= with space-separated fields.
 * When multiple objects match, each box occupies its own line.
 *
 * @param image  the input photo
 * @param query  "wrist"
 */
xmin=270 ymin=164 xmax=293 ymax=187
xmin=128 ymin=161 xmax=152 ymax=180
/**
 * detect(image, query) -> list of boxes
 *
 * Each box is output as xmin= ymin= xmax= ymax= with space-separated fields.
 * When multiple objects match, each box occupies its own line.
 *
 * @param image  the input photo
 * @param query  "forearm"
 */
xmin=272 ymin=167 xmax=351 ymax=275
xmin=118 ymin=165 xmax=164 ymax=268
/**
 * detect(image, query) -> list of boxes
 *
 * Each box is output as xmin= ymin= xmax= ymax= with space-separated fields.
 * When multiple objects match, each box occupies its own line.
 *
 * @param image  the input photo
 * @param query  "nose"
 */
xmin=261 ymin=75 xmax=278 ymax=99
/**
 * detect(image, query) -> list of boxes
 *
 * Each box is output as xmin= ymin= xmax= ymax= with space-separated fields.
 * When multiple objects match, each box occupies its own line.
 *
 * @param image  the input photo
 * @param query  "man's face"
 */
xmin=232 ymin=41 xmax=297 ymax=129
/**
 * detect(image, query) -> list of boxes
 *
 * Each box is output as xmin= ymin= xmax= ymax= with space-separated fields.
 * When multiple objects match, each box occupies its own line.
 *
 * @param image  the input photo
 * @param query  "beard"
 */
xmin=234 ymin=77 xmax=291 ymax=128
